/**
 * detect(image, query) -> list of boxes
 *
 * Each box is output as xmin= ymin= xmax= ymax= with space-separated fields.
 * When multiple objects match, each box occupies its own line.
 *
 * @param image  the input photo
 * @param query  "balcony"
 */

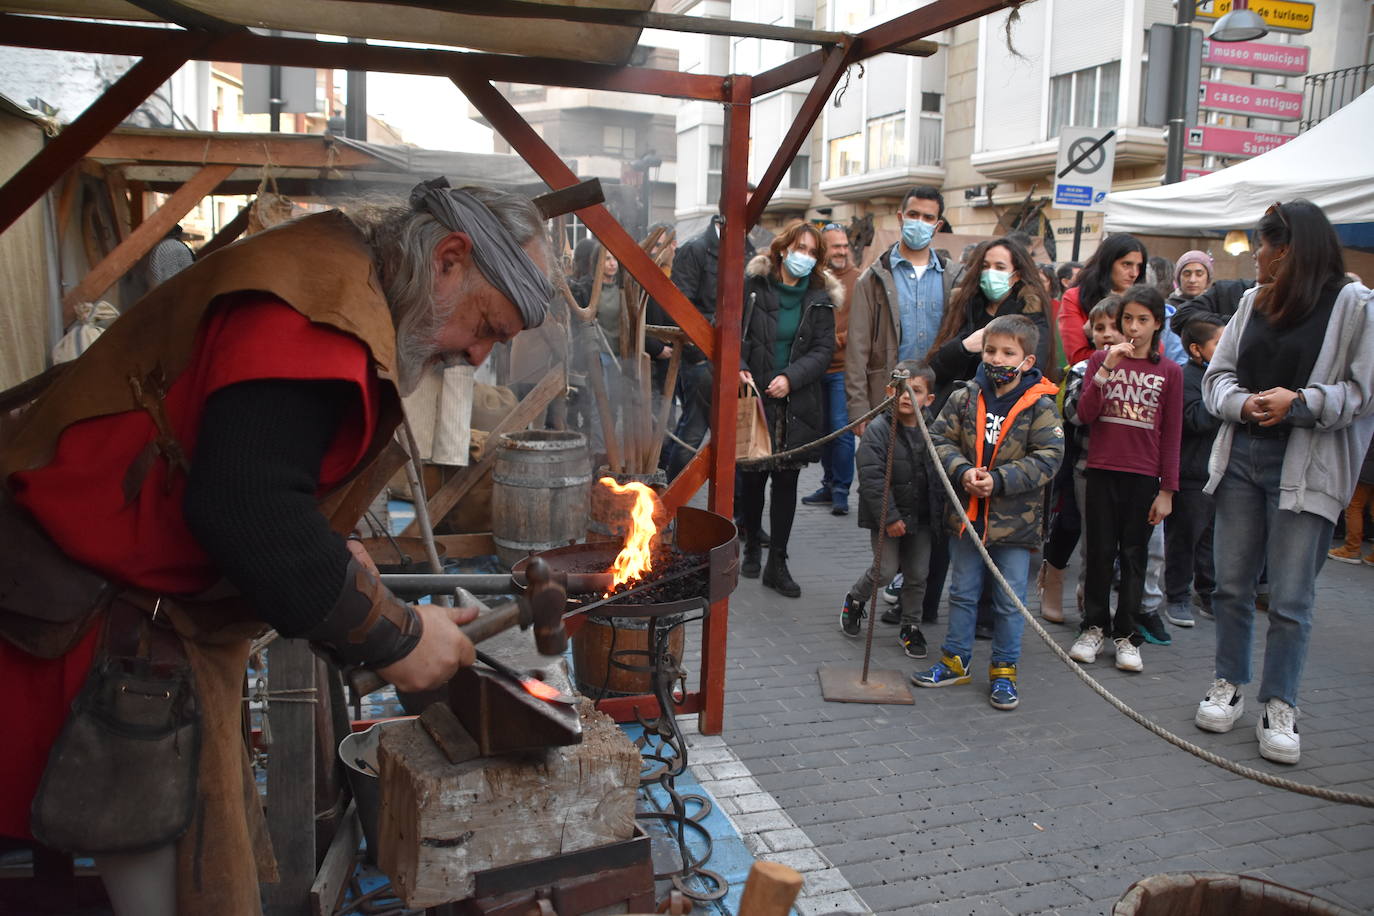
xmin=817 ymin=115 xmax=944 ymax=203
xmin=1301 ymin=64 xmax=1373 ymax=132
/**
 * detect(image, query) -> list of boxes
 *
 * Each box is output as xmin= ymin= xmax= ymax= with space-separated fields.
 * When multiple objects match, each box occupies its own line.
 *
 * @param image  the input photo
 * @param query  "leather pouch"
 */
xmin=0 ymin=490 xmax=112 ymax=657
xmin=30 ymin=616 xmax=201 ymax=854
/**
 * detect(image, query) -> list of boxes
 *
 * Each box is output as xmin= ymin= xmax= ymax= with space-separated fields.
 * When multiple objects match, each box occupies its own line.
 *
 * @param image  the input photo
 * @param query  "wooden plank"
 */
xmin=310 ymin=802 xmax=360 ymax=916
xmin=402 ymin=364 xmax=565 ymax=536
xmin=0 ymin=15 xmax=727 ymax=102
xmin=89 ymin=130 xmax=387 ymax=170
xmin=104 ymin=166 xmax=132 ymax=243
xmin=61 ymin=163 xmax=234 ymax=309
xmin=659 ymin=447 xmax=709 ymax=515
xmin=263 ymin=639 xmax=318 ymax=916
xmin=127 ymin=179 xmax=146 ymax=228
xmin=430 ymin=532 xmax=497 ymax=558
xmin=0 ymin=34 xmax=209 ymax=236
xmin=322 ymin=439 xmax=410 ymax=534
xmin=53 ymin=170 xmax=81 ymax=248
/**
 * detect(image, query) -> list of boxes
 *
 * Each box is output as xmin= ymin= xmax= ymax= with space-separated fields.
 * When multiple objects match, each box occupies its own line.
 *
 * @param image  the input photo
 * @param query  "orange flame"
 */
xmin=600 ymin=477 xmax=661 ymax=593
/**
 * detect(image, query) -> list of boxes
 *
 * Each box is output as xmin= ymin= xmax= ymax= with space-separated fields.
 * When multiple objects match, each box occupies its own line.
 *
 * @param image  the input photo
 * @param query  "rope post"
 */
xmin=818 ymin=369 xmax=915 ymax=706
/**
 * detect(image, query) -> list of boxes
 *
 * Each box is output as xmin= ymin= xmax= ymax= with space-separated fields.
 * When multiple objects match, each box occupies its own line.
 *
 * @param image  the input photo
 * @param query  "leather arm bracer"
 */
xmin=302 ymin=556 xmax=422 ymax=670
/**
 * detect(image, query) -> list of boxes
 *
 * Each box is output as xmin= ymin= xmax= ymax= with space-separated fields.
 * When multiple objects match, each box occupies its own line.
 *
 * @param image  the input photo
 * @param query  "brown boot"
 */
xmin=1038 ymin=561 xmax=1065 ymax=623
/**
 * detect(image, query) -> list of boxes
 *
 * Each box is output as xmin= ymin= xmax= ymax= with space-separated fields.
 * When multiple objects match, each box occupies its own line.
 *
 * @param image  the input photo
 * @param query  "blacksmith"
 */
xmin=0 ymin=178 xmax=552 ymax=914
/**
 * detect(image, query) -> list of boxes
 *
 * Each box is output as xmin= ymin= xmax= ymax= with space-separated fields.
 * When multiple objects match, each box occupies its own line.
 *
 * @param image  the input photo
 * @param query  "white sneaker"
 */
xmin=1114 ymin=638 xmax=1143 ymax=672
xmin=1257 ymin=699 xmax=1300 ymax=764
xmin=1069 ymin=626 xmax=1105 ymax=663
xmin=1195 ymin=679 xmax=1244 ymax=733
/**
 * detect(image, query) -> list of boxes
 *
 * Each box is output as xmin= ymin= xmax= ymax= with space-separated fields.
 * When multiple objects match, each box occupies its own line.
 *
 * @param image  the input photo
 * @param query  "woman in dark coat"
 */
xmin=738 ymin=220 xmax=839 ymax=597
xmin=926 ymin=236 xmax=1054 ymax=401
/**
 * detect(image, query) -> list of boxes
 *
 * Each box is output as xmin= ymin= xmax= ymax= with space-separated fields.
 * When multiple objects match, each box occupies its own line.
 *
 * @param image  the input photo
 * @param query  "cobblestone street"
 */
xmin=697 ymin=464 xmax=1374 ymax=915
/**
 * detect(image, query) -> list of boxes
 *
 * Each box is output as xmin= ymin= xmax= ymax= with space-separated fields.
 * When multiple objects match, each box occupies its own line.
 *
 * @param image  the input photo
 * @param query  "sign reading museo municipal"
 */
xmin=1202 ymin=39 xmax=1310 ymax=76
xmin=1185 ymin=124 xmax=1295 ymax=157
xmin=1198 ymin=80 xmax=1303 ymax=120
xmin=1193 ymin=0 xmax=1315 ymax=34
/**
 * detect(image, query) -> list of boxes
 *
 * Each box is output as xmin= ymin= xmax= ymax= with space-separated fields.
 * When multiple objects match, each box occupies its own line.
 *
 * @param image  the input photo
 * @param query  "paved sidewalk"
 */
xmin=708 ymin=464 xmax=1374 ymax=915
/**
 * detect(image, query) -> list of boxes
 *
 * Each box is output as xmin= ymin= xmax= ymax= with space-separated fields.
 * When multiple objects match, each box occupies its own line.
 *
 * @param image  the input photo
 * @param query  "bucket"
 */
xmin=587 ymin=467 xmax=667 ymax=544
xmin=492 ymin=431 xmax=591 ymax=569
xmin=1113 ymin=873 xmax=1359 ymax=915
xmin=338 ymin=719 xmax=408 ymax=863
xmin=572 ymin=613 xmax=685 ymax=698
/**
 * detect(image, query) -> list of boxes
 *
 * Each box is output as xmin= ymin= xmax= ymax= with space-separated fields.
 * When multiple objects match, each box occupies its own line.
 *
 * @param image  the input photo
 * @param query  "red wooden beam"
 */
xmin=745 ymin=41 xmax=858 ymax=229
xmin=595 ymin=690 xmax=702 ymax=724
xmin=659 ymin=447 xmax=711 ymax=515
xmin=752 ymin=0 xmax=1013 ymax=96
xmin=450 ymin=67 xmax=717 ymax=363
xmin=0 ymin=14 xmax=727 ymax=102
xmin=696 ymin=75 xmax=752 ymax=737
xmin=0 ymin=34 xmax=210 ymax=236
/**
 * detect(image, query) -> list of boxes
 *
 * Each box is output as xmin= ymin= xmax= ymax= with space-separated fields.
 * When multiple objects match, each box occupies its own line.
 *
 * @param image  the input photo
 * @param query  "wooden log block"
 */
xmin=376 ymin=699 xmax=640 ymax=908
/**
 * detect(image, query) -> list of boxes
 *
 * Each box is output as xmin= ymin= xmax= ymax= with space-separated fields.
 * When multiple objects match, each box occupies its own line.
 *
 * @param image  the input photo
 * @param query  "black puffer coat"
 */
xmin=927 ymin=282 xmax=1052 ymax=406
xmin=740 ymin=254 xmax=839 ymax=464
xmin=855 ymin=411 xmax=946 ymax=531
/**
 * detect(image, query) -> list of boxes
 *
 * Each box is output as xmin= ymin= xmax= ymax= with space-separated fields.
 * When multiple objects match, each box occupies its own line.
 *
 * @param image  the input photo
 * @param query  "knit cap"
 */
xmin=1174 ymin=250 xmax=1213 ymax=289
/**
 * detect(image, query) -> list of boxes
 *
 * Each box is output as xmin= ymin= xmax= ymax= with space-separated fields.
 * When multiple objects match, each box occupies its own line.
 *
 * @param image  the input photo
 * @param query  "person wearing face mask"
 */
xmin=1057 ymin=234 xmax=1148 ymax=365
xmin=737 ymin=221 xmax=839 ymax=597
xmin=927 ymin=237 xmax=1055 ymax=405
xmin=845 ymin=187 xmax=955 ymax=439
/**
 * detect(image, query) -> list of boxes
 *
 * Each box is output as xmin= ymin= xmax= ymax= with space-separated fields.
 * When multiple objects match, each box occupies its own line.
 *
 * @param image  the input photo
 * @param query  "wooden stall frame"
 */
xmin=0 ymin=0 xmax=1023 ymax=741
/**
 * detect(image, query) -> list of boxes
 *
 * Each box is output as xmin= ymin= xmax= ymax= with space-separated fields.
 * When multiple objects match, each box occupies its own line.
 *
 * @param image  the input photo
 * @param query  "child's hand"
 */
xmin=962 ymin=467 xmax=994 ymax=498
xmin=1148 ymin=490 xmax=1173 ymax=525
xmin=1102 ymin=341 xmax=1135 ymax=370
xmin=885 ymin=519 xmax=907 ymax=538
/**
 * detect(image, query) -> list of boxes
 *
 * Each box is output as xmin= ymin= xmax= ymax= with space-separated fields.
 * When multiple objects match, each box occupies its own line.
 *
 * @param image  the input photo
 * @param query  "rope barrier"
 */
xmin=892 ymin=376 xmax=1374 ymax=809
xmin=737 ymin=391 xmax=899 ymax=468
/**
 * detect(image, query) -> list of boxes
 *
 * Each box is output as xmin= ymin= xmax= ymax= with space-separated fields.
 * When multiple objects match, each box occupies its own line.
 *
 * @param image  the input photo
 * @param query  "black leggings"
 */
xmin=738 ymin=467 xmax=800 ymax=554
xmin=1082 ymin=469 xmax=1158 ymax=643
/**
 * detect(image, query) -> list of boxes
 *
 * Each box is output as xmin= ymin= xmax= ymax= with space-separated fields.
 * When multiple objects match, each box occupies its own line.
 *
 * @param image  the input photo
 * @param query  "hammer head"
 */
xmin=523 ymin=557 xmax=569 ymax=656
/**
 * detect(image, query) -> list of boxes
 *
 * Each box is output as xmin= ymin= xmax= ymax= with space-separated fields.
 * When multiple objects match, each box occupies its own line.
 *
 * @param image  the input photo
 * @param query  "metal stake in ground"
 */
xmin=819 ymin=368 xmax=914 ymax=705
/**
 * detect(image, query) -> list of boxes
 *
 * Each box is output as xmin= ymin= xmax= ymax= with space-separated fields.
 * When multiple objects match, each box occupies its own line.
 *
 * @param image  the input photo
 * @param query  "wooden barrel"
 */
xmin=587 ymin=467 xmax=668 ymax=544
xmin=572 ymin=614 xmax=686 ymax=699
xmin=491 ymin=431 xmax=591 ymax=569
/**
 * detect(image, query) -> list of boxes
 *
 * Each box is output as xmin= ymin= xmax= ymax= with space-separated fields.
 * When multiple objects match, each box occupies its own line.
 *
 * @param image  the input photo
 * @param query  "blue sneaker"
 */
xmin=801 ymin=486 xmax=832 ymax=505
xmin=911 ymin=654 xmax=971 ymax=688
xmin=1165 ymin=601 xmax=1195 ymax=628
xmin=1137 ymin=612 xmax=1172 ymax=646
xmin=989 ymin=664 xmax=1019 ymax=710
xmin=830 ymin=491 xmax=849 ymax=516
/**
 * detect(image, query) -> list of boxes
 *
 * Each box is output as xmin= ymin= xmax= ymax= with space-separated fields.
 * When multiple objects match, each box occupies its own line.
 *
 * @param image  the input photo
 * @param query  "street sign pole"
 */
xmin=1165 ymin=1 xmax=1198 ymax=183
xmin=1071 ymin=210 xmax=1085 ymax=260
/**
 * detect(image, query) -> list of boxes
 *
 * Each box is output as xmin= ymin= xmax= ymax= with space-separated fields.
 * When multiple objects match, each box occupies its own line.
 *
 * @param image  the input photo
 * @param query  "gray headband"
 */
xmin=409 ymin=177 xmax=549 ymax=329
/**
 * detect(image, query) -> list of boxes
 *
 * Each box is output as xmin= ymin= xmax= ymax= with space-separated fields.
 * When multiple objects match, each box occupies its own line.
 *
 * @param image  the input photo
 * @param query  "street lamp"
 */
xmin=1209 ymin=0 xmax=1269 ymax=42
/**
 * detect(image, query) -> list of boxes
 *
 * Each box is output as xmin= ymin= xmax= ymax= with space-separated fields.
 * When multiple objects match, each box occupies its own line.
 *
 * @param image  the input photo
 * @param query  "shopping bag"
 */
xmin=735 ymin=381 xmax=772 ymax=461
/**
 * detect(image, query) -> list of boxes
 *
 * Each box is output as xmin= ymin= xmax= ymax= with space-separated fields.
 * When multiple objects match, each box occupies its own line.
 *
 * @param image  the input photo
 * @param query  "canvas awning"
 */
xmin=1103 ymin=88 xmax=1374 ymax=249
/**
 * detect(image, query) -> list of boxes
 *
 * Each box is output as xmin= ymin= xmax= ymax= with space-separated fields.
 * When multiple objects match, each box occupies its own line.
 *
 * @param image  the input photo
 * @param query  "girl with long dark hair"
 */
xmin=737 ymin=221 xmax=839 ymax=597
xmin=927 ymin=237 xmax=1054 ymax=396
xmin=1194 ymin=200 xmax=1374 ymax=764
xmin=1058 ymin=234 xmax=1147 ymax=365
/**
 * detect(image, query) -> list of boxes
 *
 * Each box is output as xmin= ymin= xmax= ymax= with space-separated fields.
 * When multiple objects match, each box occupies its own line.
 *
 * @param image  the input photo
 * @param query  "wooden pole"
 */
xmin=737 ymin=862 xmax=804 ymax=916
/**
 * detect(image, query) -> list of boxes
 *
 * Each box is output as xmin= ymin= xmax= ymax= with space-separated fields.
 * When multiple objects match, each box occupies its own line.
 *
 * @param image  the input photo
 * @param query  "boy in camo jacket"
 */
xmin=911 ymin=315 xmax=1064 ymax=710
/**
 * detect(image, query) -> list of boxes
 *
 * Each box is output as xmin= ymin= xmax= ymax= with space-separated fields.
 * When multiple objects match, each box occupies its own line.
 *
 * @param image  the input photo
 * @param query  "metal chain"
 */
xmin=901 ymin=378 xmax=1374 ymax=809
xmin=737 ymin=390 xmax=899 ymax=469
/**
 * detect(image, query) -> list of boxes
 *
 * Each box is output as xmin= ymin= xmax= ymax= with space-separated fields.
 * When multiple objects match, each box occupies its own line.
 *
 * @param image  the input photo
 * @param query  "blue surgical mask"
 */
xmin=783 ymin=250 xmax=816 ymax=279
xmin=901 ymin=218 xmax=935 ymax=250
xmin=980 ymin=269 xmax=1014 ymax=302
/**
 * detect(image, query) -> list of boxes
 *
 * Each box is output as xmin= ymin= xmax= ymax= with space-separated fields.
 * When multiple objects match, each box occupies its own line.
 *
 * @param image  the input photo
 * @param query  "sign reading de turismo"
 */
xmin=1198 ymin=80 xmax=1303 ymax=120
xmin=1193 ymin=0 xmax=1315 ymax=34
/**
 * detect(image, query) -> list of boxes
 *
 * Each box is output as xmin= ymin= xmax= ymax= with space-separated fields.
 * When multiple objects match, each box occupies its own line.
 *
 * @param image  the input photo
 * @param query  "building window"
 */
xmin=1049 ymin=61 xmax=1120 ymax=138
xmin=865 ymin=114 xmax=905 ymax=171
xmin=788 ymin=155 xmax=809 ymax=190
xmin=707 ymin=143 xmax=722 ymax=205
xmin=827 ymin=133 xmax=863 ymax=179
xmin=921 ymin=91 xmax=942 ymax=114
xmin=603 ymin=125 xmax=637 ymax=158
xmin=793 ymin=17 xmax=815 ymax=58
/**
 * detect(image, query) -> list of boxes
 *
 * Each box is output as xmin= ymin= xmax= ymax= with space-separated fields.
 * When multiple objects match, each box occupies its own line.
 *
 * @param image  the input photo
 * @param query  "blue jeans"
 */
xmin=1213 ymin=430 xmax=1334 ymax=707
xmin=941 ymin=532 xmax=1030 ymax=667
xmin=818 ymin=371 xmax=855 ymax=497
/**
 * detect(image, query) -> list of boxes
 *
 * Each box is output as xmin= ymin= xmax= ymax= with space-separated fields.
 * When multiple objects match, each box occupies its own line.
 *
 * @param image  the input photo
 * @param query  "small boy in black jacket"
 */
xmin=839 ymin=360 xmax=945 ymax=658
xmin=1164 ymin=314 xmax=1227 ymax=625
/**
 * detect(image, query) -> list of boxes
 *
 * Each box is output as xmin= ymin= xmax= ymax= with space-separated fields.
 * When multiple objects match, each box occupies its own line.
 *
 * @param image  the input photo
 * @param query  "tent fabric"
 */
xmin=1103 ymin=88 xmax=1374 ymax=236
xmin=2 ymin=0 xmax=651 ymax=66
xmin=0 ymin=103 xmax=56 ymax=389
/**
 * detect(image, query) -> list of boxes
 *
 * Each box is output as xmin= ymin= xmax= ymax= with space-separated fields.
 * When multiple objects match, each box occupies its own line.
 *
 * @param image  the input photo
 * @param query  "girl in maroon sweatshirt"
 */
xmin=1068 ymin=285 xmax=1183 ymax=673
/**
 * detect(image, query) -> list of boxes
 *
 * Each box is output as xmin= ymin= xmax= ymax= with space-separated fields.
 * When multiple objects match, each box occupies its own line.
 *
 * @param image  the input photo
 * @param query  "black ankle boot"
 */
xmin=741 ymin=535 xmax=762 ymax=579
xmin=761 ymin=550 xmax=801 ymax=598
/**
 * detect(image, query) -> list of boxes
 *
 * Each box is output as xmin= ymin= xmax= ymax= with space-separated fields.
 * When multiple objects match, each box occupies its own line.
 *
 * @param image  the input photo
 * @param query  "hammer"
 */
xmin=348 ymin=558 xmax=569 ymax=697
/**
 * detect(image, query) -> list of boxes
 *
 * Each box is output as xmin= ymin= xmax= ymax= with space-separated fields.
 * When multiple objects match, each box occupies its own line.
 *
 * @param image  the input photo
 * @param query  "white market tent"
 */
xmin=1104 ymin=88 xmax=1374 ymax=250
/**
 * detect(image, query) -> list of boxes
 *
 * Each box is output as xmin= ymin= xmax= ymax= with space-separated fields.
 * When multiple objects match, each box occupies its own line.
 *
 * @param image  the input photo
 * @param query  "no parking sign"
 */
xmin=1053 ymin=128 xmax=1117 ymax=211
